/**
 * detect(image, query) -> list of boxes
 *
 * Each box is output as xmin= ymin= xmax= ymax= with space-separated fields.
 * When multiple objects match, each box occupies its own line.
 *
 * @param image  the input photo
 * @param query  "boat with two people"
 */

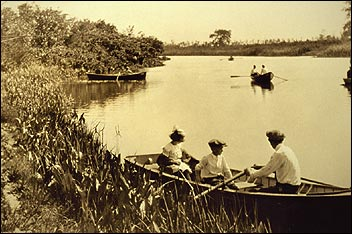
xmin=124 ymin=153 xmax=351 ymax=233
xmin=251 ymin=72 xmax=274 ymax=84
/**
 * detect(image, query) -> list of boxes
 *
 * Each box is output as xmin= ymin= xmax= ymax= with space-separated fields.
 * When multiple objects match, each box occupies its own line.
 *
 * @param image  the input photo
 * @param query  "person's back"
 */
xmin=251 ymin=65 xmax=259 ymax=76
xmin=245 ymin=130 xmax=301 ymax=194
xmin=261 ymin=65 xmax=267 ymax=74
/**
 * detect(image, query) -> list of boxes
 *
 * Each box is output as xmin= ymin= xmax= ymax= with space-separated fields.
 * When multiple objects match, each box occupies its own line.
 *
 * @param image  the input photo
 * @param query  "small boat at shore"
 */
xmin=86 ymin=73 xmax=118 ymax=81
xmin=124 ymin=153 xmax=351 ymax=233
xmin=118 ymin=71 xmax=146 ymax=81
xmin=251 ymin=72 xmax=274 ymax=83
xmin=228 ymin=56 xmax=234 ymax=61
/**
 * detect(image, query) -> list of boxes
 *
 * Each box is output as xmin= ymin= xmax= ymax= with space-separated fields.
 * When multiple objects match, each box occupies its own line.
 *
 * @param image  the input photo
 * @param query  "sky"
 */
xmin=2 ymin=1 xmax=349 ymax=43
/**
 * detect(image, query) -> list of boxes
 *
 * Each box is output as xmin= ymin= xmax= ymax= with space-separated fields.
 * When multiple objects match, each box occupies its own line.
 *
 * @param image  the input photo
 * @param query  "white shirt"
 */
xmin=162 ymin=142 xmax=183 ymax=163
xmin=251 ymin=143 xmax=301 ymax=185
xmin=261 ymin=67 xmax=267 ymax=74
xmin=162 ymin=142 xmax=191 ymax=173
xmin=195 ymin=153 xmax=232 ymax=180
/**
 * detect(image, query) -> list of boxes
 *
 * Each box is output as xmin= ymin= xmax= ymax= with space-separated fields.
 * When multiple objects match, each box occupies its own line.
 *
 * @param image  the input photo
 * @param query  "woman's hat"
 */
xmin=208 ymin=139 xmax=227 ymax=147
xmin=266 ymin=130 xmax=285 ymax=141
xmin=169 ymin=126 xmax=186 ymax=141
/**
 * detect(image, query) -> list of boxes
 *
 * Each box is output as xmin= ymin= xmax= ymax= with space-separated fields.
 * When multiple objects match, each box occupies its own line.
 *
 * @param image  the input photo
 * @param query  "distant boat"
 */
xmin=251 ymin=72 xmax=274 ymax=83
xmin=86 ymin=73 xmax=118 ymax=81
xmin=228 ymin=56 xmax=234 ymax=61
xmin=343 ymin=77 xmax=351 ymax=86
xmin=118 ymin=71 xmax=147 ymax=81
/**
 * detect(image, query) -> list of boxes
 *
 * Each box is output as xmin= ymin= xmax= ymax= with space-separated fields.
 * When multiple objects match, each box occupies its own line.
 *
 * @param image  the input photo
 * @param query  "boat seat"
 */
xmin=143 ymin=163 xmax=160 ymax=170
xmin=234 ymin=181 xmax=259 ymax=190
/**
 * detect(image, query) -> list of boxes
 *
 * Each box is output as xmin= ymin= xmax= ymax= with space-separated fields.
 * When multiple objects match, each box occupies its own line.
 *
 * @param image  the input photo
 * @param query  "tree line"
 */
xmin=1 ymin=2 xmax=166 ymax=80
xmin=164 ymin=1 xmax=351 ymax=57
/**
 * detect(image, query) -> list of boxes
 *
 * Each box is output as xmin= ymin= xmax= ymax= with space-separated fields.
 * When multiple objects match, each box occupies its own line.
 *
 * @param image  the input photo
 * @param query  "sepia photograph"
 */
xmin=1 ymin=1 xmax=351 ymax=232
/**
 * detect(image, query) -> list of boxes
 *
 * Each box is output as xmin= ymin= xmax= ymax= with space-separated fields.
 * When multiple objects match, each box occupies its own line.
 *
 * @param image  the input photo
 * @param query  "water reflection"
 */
xmin=62 ymin=81 xmax=147 ymax=107
xmin=250 ymin=81 xmax=274 ymax=96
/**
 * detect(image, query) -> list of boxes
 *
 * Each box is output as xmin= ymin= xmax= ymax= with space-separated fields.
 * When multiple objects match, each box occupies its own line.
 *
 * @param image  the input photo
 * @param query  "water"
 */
xmin=63 ymin=56 xmax=351 ymax=187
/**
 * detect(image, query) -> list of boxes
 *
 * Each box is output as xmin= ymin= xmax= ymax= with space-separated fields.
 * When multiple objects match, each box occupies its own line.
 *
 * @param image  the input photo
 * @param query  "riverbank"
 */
xmin=1 ymin=122 xmax=80 ymax=232
xmin=163 ymin=40 xmax=351 ymax=57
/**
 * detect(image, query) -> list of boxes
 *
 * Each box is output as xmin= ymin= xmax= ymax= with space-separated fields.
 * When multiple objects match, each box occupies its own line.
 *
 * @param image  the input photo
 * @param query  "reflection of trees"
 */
xmin=63 ymin=81 xmax=147 ymax=107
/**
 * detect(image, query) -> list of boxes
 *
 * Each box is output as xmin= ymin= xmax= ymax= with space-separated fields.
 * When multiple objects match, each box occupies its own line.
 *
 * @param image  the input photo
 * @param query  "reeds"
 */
xmin=1 ymin=63 xmax=269 ymax=232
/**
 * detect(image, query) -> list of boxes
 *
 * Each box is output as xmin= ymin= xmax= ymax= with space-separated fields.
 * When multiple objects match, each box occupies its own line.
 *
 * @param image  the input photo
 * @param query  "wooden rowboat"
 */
xmin=251 ymin=72 xmax=274 ymax=83
xmin=118 ymin=71 xmax=146 ymax=81
xmin=86 ymin=73 xmax=118 ymax=81
xmin=124 ymin=153 xmax=351 ymax=233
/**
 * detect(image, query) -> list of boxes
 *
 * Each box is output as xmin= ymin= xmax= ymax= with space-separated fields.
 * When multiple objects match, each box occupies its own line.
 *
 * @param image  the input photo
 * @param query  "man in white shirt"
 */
xmin=245 ymin=130 xmax=301 ymax=194
xmin=195 ymin=139 xmax=233 ymax=186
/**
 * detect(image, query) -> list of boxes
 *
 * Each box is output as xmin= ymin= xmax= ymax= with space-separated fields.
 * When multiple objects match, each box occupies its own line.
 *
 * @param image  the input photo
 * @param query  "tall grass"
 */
xmin=1 ymin=64 xmax=269 ymax=232
xmin=163 ymin=40 xmax=351 ymax=57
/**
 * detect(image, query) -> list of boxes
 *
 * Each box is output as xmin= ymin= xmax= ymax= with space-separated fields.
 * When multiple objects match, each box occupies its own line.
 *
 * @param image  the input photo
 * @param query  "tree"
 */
xmin=342 ymin=1 xmax=351 ymax=40
xmin=209 ymin=29 xmax=231 ymax=47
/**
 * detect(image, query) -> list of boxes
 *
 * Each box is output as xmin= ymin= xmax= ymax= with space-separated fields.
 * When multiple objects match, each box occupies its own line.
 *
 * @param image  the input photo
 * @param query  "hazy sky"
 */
xmin=2 ymin=1 xmax=348 ymax=43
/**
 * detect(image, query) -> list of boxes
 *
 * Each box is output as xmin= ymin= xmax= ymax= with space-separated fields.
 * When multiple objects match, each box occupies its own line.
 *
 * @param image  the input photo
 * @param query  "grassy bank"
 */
xmin=1 ymin=63 xmax=269 ymax=232
xmin=163 ymin=40 xmax=351 ymax=57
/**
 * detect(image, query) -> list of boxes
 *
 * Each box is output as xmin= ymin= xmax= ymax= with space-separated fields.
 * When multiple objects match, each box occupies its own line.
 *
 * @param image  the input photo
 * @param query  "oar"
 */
xmin=251 ymin=164 xmax=341 ymax=188
xmin=193 ymin=171 xmax=246 ymax=200
xmin=274 ymin=75 xmax=288 ymax=81
xmin=230 ymin=75 xmax=251 ymax=78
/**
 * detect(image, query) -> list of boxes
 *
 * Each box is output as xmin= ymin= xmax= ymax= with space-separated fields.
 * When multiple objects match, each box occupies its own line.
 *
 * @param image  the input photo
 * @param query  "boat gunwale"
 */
xmin=124 ymin=154 xmax=351 ymax=198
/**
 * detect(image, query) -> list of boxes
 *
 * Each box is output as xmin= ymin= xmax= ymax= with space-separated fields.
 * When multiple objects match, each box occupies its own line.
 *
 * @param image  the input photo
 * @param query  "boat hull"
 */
xmin=86 ymin=73 xmax=118 ymax=81
xmin=118 ymin=71 xmax=146 ymax=81
xmin=124 ymin=153 xmax=351 ymax=233
xmin=251 ymin=72 xmax=274 ymax=83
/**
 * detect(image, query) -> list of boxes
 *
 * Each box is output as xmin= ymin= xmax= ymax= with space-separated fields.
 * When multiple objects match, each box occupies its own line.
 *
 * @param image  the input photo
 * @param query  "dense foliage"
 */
xmin=1 ymin=3 xmax=165 ymax=79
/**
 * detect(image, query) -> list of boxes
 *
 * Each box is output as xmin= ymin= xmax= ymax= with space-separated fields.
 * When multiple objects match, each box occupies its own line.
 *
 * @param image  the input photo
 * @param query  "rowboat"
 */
xmin=118 ymin=71 xmax=146 ymax=81
xmin=228 ymin=56 xmax=234 ymax=61
xmin=251 ymin=72 xmax=274 ymax=83
xmin=86 ymin=73 xmax=118 ymax=81
xmin=124 ymin=153 xmax=351 ymax=233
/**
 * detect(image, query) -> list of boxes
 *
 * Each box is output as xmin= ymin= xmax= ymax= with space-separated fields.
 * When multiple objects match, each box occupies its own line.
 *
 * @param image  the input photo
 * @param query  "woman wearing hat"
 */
xmin=245 ymin=130 xmax=301 ymax=194
xmin=195 ymin=139 xmax=234 ymax=187
xmin=157 ymin=126 xmax=194 ymax=180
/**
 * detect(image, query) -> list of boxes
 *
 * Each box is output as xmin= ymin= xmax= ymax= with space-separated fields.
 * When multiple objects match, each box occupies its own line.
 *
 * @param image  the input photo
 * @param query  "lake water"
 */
xmin=63 ymin=56 xmax=351 ymax=187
